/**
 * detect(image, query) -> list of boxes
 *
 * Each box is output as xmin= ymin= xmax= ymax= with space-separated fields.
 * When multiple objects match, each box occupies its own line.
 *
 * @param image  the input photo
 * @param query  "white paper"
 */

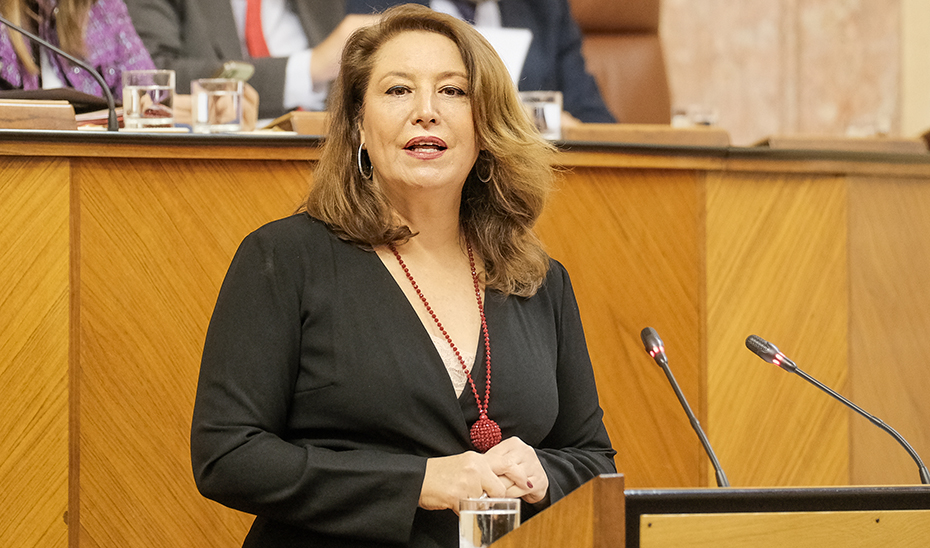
xmin=474 ymin=27 xmax=533 ymax=87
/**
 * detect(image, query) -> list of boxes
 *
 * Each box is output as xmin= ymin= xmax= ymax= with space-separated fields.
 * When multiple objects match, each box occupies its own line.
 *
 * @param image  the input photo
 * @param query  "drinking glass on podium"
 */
xmin=191 ymin=78 xmax=244 ymax=133
xmin=519 ymin=90 xmax=562 ymax=140
xmin=459 ymin=497 xmax=520 ymax=548
xmin=122 ymin=69 xmax=175 ymax=129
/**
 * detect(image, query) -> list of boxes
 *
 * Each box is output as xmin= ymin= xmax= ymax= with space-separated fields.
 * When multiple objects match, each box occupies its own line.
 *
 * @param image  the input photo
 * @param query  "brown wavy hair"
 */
xmin=303 ymin=4 xmax=555 ymax=297
xmin=2 ymin=0 xmax=93 ymax=74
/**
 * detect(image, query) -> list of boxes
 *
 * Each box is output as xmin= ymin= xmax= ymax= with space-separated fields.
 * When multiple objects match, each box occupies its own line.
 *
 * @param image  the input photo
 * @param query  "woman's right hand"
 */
xmin=419 ymin=452 xmax=507 ymax=513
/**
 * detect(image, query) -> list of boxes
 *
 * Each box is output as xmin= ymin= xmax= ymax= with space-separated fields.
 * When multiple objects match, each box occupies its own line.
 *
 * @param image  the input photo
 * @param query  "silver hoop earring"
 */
xmin=477 ymin=154 xmax=494 ymax=183
xmin=357 ymin=143 xmax=373 ymax=180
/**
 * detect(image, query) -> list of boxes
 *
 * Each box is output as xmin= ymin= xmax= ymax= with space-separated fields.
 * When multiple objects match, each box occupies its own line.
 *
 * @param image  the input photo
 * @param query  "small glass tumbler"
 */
xmin=191 ymin=78 xmax=244 ymax=133
xmin=121 ymin=69 xmax=175 ymax=129
xmin=519 ymin=90 xmax=563 ymax=140
xmin=459 ymin=497 xmax=520 ymax=548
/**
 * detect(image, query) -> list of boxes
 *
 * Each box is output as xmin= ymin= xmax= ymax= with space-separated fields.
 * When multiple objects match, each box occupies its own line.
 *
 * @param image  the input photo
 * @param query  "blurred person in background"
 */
xmin=0 ymin=0 xmax=258 ymax=129
xmin=124 ymin=0 xmax=378 ymax=119
xmin=347 ymin=0 xmax=616 ymax=125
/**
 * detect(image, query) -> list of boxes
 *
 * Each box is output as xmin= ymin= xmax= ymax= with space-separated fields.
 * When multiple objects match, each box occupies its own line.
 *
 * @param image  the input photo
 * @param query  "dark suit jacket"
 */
xmin=347 ymin=0 xmax=616 ymax=123
xmin=124 ymin=0 xmax=345 ymax=117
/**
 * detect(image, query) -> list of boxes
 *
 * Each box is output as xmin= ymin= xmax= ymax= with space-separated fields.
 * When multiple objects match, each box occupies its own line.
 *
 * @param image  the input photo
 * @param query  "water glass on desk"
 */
xmin=191 ymin=78 xmax=243 ymax=133
xmin=459 ymin=497 xmax=520 ymax=548
xmin=122 ymin=69 xmax=175 ymax=129
xmin=519 ymin=90 xmax=562 ymax=140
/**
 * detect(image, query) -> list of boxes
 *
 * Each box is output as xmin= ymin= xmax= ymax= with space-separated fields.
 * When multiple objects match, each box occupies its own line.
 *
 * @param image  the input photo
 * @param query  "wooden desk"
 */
xmin=3 ymin=131 xmax=929 ymax=547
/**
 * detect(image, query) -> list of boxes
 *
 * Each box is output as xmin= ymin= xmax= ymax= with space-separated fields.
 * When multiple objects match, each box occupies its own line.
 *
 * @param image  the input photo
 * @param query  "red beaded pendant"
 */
xmin=390 ymin=242 xmax=501 ymax=453
xmin=470 ymin=413 xmax=502 ymax=452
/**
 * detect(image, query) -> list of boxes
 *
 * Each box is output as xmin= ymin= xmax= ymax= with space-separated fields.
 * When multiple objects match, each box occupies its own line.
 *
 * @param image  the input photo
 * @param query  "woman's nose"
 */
xmin=413 ymin=93 xmax=438 ymax=126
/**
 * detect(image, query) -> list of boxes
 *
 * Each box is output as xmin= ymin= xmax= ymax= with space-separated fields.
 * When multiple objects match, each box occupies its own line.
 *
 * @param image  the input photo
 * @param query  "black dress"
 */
xmin=191 ymin=214 xmax=616 ymax=547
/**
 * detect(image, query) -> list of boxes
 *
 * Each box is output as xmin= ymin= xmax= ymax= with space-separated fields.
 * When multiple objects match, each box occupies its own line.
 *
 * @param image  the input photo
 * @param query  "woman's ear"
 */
xmin=357 ymin=117 xmax=366 ymax=148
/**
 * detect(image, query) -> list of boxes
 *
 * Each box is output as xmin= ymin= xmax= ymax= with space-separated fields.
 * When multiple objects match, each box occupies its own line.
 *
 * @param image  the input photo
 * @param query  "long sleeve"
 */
xmin=191 ymin=219 xmax=428 ymax=544
xmin=530 ymin=262 xmax=616 ymax=512
xmin=502 ymin=0 xmax=615 ymax=124
xmin=545 ymin=1 xmax=616 ymax=123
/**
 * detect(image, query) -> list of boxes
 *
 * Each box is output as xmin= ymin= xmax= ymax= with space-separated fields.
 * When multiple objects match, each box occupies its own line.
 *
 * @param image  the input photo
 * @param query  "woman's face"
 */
xmin=359 ymin=30 xmax=479 ymax=205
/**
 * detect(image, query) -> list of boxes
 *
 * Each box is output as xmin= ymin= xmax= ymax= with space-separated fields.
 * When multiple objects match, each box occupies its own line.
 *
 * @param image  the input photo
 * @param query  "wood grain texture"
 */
xmin=848 ymin=176 xmax=930 ymax=485
xmin=705 ymin=171 xmax=849 ymax=486
xmin=75 ymin=158 xmax=311 ymax=547
xmin=536 ymin=167 xmax=705 ymax=488
xmin=0 ymin=157 xmax=70 ymax=547
xmin=3 ymin=140 xmax=930 ymax=547
xmin=492 ymin=474 xmax=625 ymax=548
xmin=639 ymin=509 xmax=930 ymax=547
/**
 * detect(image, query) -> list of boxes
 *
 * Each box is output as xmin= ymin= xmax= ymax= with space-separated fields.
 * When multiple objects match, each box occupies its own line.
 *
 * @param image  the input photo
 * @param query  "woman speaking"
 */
xmin=191 ymin=4 xmax=615 ymax=547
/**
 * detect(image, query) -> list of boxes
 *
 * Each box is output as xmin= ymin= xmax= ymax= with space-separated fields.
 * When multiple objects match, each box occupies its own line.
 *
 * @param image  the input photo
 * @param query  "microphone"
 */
xmin=745 ymin=334 xmax=930 ymax=485
xmin=641 ymin=327 xmax=730 ymax=487
xmin=0 ymin=14 xmax=119 ymax=132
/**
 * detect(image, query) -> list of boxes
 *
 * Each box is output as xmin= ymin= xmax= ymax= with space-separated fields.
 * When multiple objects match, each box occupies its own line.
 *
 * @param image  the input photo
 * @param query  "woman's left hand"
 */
xmin=484 ymin=437 xmax=549 ymax=504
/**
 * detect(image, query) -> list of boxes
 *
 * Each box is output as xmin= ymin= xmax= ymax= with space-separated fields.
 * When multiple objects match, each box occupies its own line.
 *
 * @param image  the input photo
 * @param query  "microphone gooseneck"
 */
xmin=0 ymin=14 xmax=119 ymax=132
xmin=745 ymin=334 xmax=930 ymax=485
xmin=641 ymin=327 xmax=730 ymax=487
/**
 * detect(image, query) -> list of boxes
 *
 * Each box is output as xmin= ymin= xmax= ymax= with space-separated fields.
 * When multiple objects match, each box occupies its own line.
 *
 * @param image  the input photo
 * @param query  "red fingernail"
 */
xmin=527 ymin=481 xmax=534 ymax=489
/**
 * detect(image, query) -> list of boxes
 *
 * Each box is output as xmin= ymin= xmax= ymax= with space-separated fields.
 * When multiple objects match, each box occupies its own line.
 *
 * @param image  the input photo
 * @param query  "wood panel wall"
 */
xmin=3 ymin=140 xmax=930 ymax=547
xmin=705 ymin=171 xmax=848 ymax=486
xmin=848 ymin=176 xmax=930 ymax=485
xmin=75 ymin=157 xmax=312 ymax=547
xmin=1 ymin=157 xmax=70 ymax=548
xmin=536 ymin=166 xmax=705 ymax=488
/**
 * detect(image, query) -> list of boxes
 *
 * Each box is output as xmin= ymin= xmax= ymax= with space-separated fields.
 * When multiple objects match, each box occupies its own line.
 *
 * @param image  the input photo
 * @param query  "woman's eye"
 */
xmin=386 ymin=86 xmax=409 ymax=96
xmin=441 ymin=86 xmax=467 ymax=97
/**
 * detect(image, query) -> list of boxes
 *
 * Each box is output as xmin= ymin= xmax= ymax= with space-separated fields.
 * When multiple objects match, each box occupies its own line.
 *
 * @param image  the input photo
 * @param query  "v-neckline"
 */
xmin=370 ymin=248 xmax=488 ymax=405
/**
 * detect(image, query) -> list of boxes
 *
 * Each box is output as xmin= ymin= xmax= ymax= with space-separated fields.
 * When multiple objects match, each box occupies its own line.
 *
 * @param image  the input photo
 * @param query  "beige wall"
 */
xmin=901 ymin=0 xmax=930 ymax=135
xmin=661 ymin=0 xmax=930 ymax=146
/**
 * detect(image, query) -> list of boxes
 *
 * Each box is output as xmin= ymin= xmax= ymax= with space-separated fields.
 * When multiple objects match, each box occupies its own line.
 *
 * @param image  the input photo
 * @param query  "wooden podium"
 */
xmin=492 ymin=475 xmax=930 ymax=548
xmin=494 ymin=475 xmax=626 ymax=548
xmin=5 ymin=130 xmax=930 ymax=547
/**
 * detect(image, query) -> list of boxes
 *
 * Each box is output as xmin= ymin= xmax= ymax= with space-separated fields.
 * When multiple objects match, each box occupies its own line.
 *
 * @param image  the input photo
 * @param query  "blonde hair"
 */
xmin=2 ymin=0 xmax=92 ymax=74
xmin=303 ymin=4 xmax=555 ymax=297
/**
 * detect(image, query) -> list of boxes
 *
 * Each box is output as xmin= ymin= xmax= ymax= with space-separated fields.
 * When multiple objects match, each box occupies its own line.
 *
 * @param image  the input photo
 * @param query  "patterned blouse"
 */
xmin=0 ymin=0 xmax=155 ymax=101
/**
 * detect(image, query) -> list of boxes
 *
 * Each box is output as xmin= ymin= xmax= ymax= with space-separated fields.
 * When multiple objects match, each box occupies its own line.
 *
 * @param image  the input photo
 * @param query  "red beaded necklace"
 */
xmin=389 ymin=241 xmax=502 ymax=452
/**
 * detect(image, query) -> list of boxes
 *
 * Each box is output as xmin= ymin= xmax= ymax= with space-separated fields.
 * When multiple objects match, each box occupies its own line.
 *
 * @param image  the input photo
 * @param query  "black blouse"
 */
xmin=191 ymin=214 xmax=616 ymax=547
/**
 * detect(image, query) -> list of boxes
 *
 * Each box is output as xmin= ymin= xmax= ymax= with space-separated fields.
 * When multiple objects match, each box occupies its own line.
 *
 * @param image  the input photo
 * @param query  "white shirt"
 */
xmin=41 ymin=50 xmax=65 ymax=89
xmin=432 ymin=0 xmax=530 ymax=87
xmin=431 ymin=0 xmax=501 ymax=27
xmin=229 ymin=0 xmax=327 ymax=111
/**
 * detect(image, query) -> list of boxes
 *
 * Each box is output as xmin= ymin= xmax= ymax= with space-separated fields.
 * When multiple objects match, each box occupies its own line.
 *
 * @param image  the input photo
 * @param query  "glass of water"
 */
xmin=121 ymin=69 xmax=176 ymax=129
xmin=459 ymin=497 xmax=520 ymax=548
xmin=191 ymin=78 xmax=244 ymax=133
xmin=519 ymin=90 xmax=563 ymax=140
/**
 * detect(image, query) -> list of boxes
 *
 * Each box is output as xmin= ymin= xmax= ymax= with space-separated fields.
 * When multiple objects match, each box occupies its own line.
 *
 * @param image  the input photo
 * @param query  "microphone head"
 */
xmin=745 ymin=334 xmax=797 ymax=372
xmin=641 ymin=327 xmax=668 ymax=365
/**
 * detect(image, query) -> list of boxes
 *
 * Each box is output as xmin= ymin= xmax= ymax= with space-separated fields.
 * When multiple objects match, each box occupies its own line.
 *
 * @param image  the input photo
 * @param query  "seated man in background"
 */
xmin=347 ymin=0 xmax=616 ymax=124
xmin=124 ymin=0 xmax=377 ymax=119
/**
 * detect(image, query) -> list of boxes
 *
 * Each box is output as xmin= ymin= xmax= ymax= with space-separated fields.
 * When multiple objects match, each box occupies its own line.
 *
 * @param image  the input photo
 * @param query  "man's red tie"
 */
xmin=245 ymin=0 xmax=271 ymax=58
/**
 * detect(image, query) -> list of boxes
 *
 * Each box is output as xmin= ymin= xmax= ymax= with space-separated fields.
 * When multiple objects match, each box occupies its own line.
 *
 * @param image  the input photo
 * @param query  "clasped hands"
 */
xmin=419 ymin=437 xmax=549 ymax=513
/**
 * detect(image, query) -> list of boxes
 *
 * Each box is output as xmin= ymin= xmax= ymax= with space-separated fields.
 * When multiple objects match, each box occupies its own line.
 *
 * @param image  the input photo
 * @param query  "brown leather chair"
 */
xmin=569 ymin=0 xmax=672 ymax=124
